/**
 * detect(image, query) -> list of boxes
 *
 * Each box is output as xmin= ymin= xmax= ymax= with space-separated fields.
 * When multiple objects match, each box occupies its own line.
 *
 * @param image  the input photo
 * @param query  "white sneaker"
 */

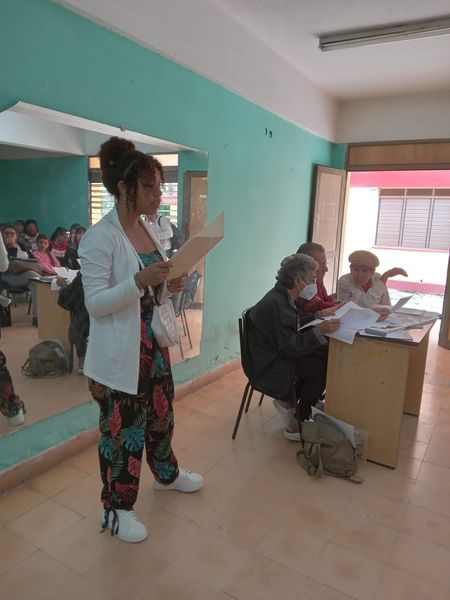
xmin=153 ymin=468 xmax=204 ymax=493
xmin=0 ymin=295 xmax=11 ymax=308
xmin=283 ymin=429 xmax=301 ymax=442
xmin=9 ymin=409 xmax=25 ymax=426
xmin=315 ymin=400 xmax=325 ymax=411
xmin=100 ymin=509 xmax=148 ymax=543
xmin=273 ymin=399 xmax=295 ymax=426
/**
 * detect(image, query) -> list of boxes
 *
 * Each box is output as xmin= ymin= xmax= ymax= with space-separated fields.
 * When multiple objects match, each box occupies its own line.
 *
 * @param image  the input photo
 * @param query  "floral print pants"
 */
xmin=0 ymin=351 xmax=25 ymax=418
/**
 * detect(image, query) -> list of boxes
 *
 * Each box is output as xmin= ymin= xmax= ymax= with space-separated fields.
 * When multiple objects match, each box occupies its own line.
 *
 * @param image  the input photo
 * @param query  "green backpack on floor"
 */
xmin=297 ymin=413 xmax=364 ymax=483
xmin=21 ymin=340 xmax=68 ymax=378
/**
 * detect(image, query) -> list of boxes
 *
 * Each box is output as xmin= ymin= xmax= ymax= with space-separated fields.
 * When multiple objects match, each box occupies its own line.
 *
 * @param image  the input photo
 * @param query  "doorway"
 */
xmin=341 ymin=170 xmax=450 ymax=316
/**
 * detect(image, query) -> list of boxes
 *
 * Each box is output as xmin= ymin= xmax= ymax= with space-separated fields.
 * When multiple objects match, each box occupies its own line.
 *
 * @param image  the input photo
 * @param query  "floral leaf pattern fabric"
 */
xmin=0 ymin=351 xmax=25 ymax=418
xmin=89 ymin=250 xmax=179 ymax=510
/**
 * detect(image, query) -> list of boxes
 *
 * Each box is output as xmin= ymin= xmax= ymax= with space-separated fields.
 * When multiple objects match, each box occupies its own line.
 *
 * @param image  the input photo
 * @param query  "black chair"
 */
xmin=231 ymin=308 xmax=266 ymax=439
xmin=174 ymin=271 xmax=202 ymax=359
xmin=0 ymin=278 xmax=32 ymax=315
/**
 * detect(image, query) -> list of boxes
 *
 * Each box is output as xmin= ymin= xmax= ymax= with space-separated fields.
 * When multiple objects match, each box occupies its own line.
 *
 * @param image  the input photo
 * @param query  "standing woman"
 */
xmin=78 ymin=137 xmax=203 ymax=544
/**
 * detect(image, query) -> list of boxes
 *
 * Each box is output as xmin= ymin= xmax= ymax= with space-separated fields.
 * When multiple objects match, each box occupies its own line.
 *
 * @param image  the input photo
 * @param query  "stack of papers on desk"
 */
xmin=300 ymin=301 xmax=380 ymax=344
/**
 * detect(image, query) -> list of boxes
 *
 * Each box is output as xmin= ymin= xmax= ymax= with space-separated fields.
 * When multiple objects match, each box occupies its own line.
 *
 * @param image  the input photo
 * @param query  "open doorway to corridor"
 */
xmin=341 ymin=170 xmax=450 ymax=314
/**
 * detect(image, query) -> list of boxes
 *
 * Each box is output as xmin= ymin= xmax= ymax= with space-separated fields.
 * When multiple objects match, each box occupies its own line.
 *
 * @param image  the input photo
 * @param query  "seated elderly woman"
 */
xmin=247 ymin=253 xmax=340 ymax=441
xmin=337 ymin=250 xmax=407 ymax=313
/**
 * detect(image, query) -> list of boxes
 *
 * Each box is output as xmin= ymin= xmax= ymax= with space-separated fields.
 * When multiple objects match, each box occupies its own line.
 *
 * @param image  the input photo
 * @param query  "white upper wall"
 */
xmin=338 ymin=91 xmax=450 ymax=143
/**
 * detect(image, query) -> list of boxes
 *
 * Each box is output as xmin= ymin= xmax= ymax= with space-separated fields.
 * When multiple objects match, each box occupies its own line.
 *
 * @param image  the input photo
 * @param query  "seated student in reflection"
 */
xmin=50 ymin=227 xmax=69 ymax=260
xmin=1 ymin=224 xmax=41 ymax=323
xmin=296 ymin=242 xmax=346 ymax=316
xmin=14 ymin=219 xmax=25 ymax=240
xmin=20 ymin=219 xmax=39 ymax=253
xmin=32 ymin=234 xmax=61 ymax=275
xmin=337 ymin=250 xmax=407 ymax=316
xmin=68 ymin=223 xmax=81 ymax=249
xmin=247 ymin=253 xmax=340 ymax=441
xmin=63 ymin=225 xmax=86 ymax=270
xmin=57 ymin=272 xmax=89 ymax=374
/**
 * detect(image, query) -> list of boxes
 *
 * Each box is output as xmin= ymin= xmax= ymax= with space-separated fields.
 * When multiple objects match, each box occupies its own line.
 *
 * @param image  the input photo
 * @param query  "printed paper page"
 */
xmin=391 ymin=295 xmax=413 ymax=312
xmin=340 ymin=307 xmax=379 ymax=330
xmin=54 ymin=267 xmax=78 ymax=282
xmin=325 ymin=327 xmax=358 ymax=344
xmin=322 ymin=300 xmax=361 ymax=320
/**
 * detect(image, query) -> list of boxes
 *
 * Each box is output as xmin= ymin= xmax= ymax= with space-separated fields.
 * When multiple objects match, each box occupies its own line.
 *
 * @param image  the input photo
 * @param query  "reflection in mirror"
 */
xmin=0 ymin=103 xmax=207 ymax=436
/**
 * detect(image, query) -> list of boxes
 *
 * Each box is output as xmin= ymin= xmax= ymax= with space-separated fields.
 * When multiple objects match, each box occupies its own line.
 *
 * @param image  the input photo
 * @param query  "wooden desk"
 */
xmin=35 ymin=281 xmax=70 ymax=352
xmin=325 ymin=323 xmax=434 ymax=468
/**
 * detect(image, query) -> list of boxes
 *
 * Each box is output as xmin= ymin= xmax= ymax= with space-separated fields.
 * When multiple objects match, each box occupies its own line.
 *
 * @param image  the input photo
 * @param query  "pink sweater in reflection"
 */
xmin=32 ymin=251 xmax=61 ymax=275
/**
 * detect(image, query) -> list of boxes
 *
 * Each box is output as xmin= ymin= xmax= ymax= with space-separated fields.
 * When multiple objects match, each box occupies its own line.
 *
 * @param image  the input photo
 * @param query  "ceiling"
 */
xmin=58 ymin=0 xmax=450 ymax=101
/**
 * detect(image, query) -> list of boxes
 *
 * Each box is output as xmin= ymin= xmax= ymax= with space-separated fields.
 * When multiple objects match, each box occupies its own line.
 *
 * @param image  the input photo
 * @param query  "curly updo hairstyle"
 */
xmin=99 ymin=137 xmax=164 ymax=212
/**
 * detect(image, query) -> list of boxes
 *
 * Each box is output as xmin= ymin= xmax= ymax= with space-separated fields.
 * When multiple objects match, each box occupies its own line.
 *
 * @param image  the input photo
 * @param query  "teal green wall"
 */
xmin=331 ymin=143 xmax=347 ymax=169
xmin=0 ymin=156 xmax=88 ymax=232
xmin=1 ymin=0 xmax=342 ymax=470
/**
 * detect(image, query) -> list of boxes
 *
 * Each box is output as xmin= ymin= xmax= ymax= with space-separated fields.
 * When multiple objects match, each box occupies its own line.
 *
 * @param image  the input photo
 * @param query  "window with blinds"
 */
xmin=88 ymin=159 xmax=178 ymax=226
xmin=375 ymin=189 xmax=450 ymax=250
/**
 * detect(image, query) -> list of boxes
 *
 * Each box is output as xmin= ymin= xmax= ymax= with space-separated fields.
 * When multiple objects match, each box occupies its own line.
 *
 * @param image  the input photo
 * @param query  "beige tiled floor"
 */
xmin=0 ymin=328 xmax=450 ymax=599
xmin=0 ymin=302 xmax=202 ymax=435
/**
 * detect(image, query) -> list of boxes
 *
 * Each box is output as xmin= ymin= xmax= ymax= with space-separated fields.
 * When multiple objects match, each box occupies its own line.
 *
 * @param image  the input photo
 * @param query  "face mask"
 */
xmin=299 ymin=282 xmax=317 ymax=300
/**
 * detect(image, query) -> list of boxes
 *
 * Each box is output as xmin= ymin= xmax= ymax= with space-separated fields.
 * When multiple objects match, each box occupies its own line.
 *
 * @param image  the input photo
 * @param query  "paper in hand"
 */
xmin=390 ymin=295 xmax=413 ymax=312
xmin=169 ymin=213 xmax=224 ymax=278
xmin=54 ymin=267 xmax=78 ymax=283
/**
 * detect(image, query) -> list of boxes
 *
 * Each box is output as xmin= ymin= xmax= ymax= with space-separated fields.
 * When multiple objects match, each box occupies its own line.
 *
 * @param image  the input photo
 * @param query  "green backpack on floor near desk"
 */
xmin=297 ymin=413 xmax=364 ymax=483
xmin=21 ymin=340 xmax=68 ymax=378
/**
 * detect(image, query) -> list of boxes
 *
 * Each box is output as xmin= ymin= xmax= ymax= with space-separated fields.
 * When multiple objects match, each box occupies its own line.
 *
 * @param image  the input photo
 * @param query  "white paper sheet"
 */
xmin=53 ymin=267 xmax=78 ymax=282
xmin=340 ymin=307 xmax=379 ymax=330
xmin=322 ymin=300 xmax=361 ymax=320
xmin=169 ymin=213 xmax=224 ymax=279
xmin=50 ymin=278 xmax=60 ymax=291
xmin=391 ymin=295 xmax=413 ymax=312
xmin=299 ymin=318 xmax=322 ymax=330
xmin=326 ymin=327 xmax=358 ymax=344
xmin=299 ymin=301 xmax=378 ymax=343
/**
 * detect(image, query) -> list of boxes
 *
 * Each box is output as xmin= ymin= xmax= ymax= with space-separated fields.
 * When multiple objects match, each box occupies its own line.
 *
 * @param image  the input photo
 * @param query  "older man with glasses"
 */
xmin=295 ymin=242 xmax=345 ymax=317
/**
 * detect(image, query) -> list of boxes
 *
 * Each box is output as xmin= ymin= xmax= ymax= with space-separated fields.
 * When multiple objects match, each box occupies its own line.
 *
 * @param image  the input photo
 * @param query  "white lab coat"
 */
xmin=78 ymin=207 xmax=168 ymax=394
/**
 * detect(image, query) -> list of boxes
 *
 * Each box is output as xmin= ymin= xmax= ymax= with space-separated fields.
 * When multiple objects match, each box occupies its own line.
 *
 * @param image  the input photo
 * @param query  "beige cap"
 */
xmin=348 ymin=250 xmax=379 ymax=269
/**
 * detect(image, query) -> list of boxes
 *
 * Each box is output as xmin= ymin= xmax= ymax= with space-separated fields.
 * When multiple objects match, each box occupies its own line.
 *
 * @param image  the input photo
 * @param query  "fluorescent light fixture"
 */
xmin=318 ymin=16 xmax=450 ymax=51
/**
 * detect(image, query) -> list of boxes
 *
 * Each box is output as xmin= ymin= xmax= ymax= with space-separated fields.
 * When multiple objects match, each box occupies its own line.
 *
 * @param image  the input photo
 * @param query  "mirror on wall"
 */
xmin=0 ymin=103 xmax=208 ymax=436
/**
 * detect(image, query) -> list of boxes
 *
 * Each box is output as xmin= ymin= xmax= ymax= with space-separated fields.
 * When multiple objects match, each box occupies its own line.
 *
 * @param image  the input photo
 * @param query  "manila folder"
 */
xmin=169 ymin=213 xmax=224 ymax=279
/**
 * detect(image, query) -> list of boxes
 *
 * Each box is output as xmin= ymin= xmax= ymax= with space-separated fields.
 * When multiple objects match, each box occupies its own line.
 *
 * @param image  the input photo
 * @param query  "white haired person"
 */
xmin=337 ymin=250 xmax=407 ymax=316
xmin=246 ymin=254 xmax=340 ymax=441
xmin=79 ymin=137 xmax=203 ymax=544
